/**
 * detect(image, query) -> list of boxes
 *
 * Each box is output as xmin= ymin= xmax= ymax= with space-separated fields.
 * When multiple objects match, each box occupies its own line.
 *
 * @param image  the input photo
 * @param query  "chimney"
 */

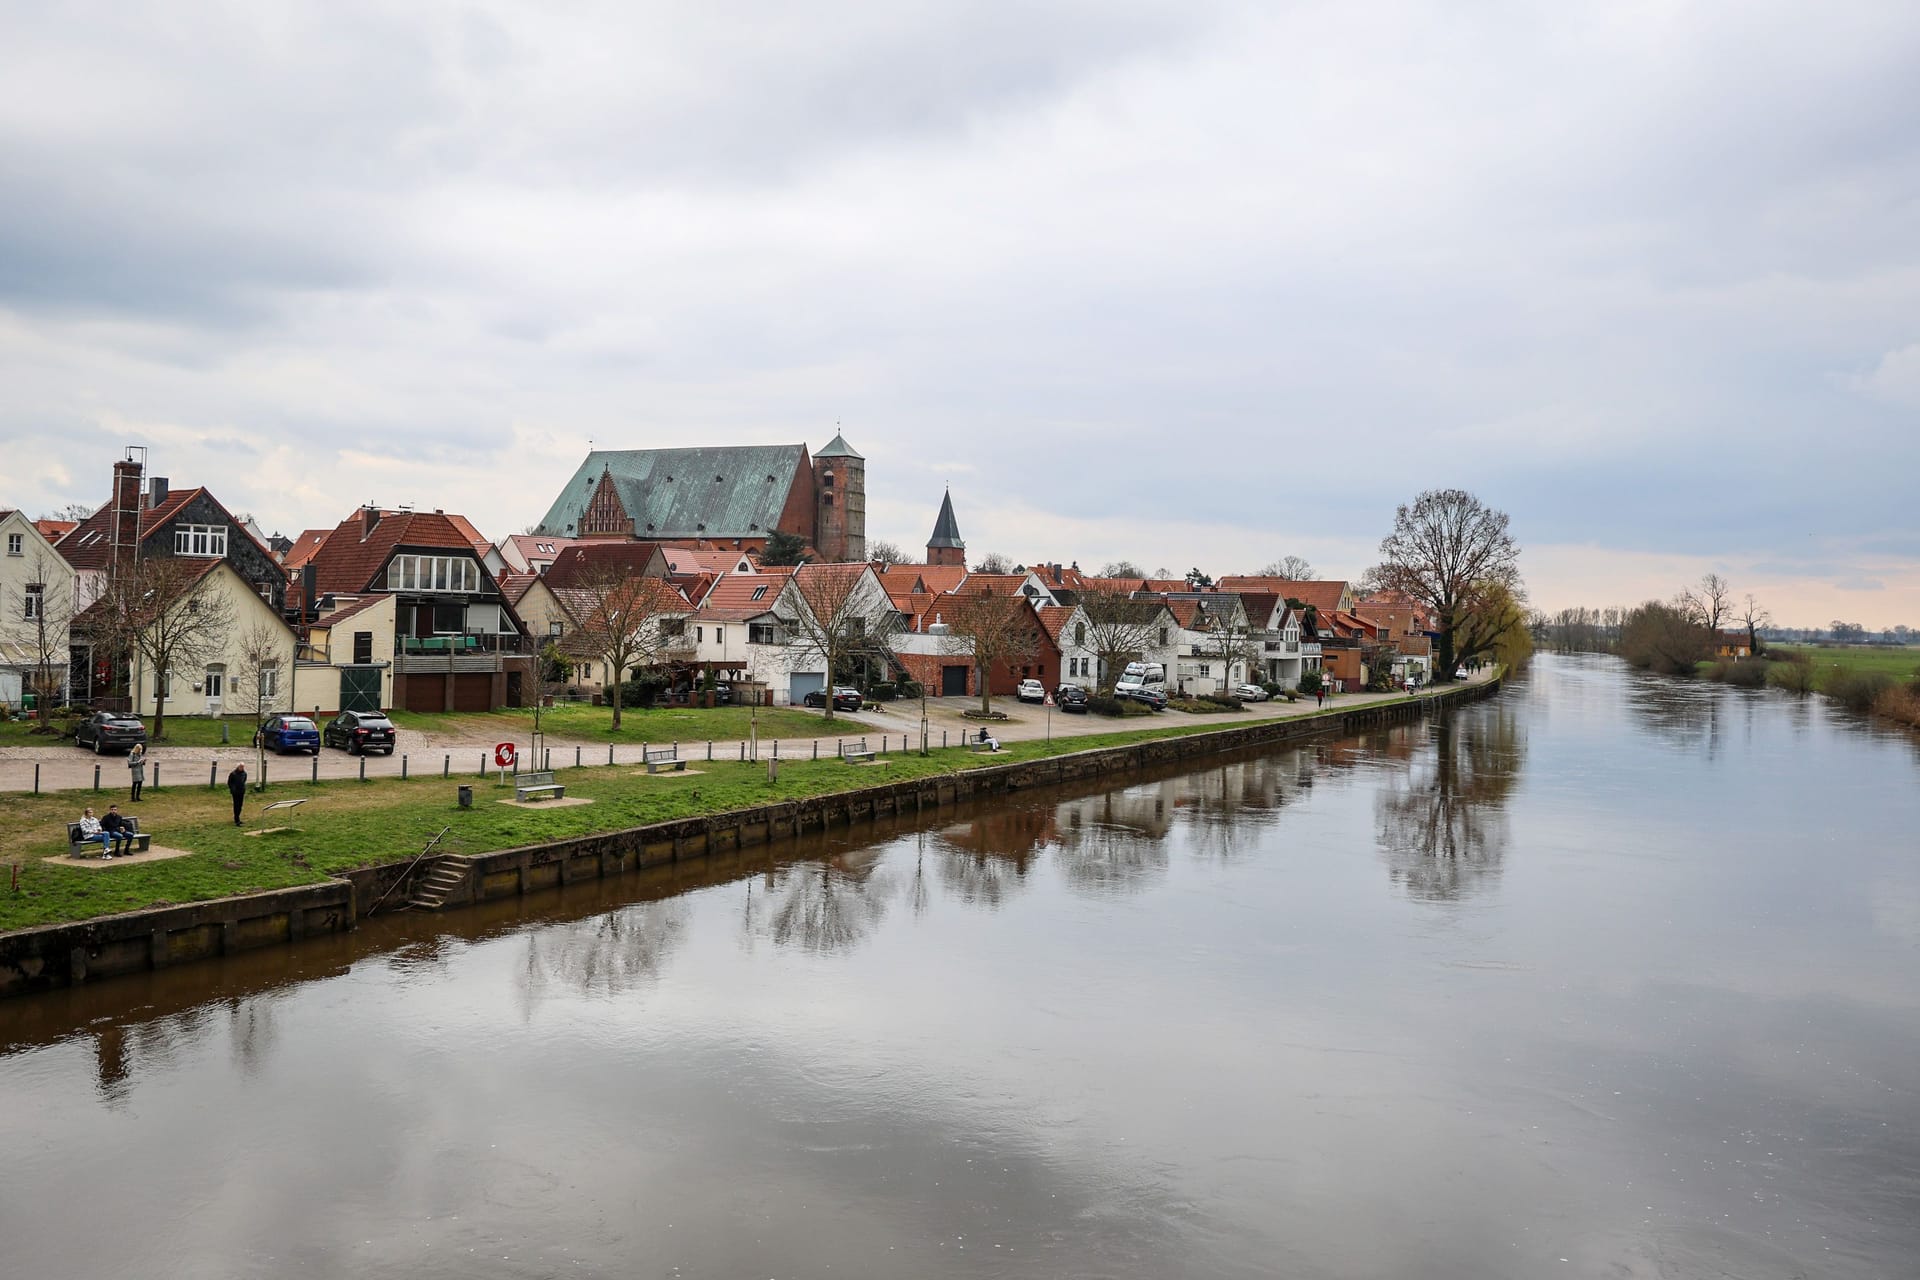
xmin=148 ymin=476 xmax=169 ymax=508
xmin=302 ymin=565 xmax=317 ymax=623
xmin=111 ymin=453 xmax=143 ymax=567
xmin=361 ymin=505 xmax=380 ymax=540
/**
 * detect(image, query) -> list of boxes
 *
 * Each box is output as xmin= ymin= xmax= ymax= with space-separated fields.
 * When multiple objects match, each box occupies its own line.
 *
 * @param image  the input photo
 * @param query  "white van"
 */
xmin=1114 ymin=661 xmax=1167 ymax=694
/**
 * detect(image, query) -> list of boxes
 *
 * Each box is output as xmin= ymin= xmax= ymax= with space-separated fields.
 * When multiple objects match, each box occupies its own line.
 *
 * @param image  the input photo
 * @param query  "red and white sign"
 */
xmin=1043 ymin=692 xmax=1055 ymax=707
xmin=493 ymin=742 xmax=517 ymax=768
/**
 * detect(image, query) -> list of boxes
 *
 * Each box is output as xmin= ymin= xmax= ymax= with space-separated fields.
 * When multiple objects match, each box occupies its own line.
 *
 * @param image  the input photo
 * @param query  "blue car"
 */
xmin=257 ymin=714 xmax=322 ymax=754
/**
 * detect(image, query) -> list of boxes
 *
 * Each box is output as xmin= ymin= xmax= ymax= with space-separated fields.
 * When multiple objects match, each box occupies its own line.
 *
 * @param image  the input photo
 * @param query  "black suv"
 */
xmin=323 ymin=711 xmax=398 ymax=755
xmin=804 ymin=686 xmax=864 ymax=712
xmin=75 ymin=711 xmax=148 ymax=754
xmin=1053 ymin=685 xmax=1090 ymax=713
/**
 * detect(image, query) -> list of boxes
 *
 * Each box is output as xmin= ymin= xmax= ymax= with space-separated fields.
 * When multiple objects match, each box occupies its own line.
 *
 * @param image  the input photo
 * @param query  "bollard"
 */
xmin=609 ymin=744 xmax=615 ymax=765
xmin=210 ymin=761 xmax=218 ymax=788
xmin=359 ymin=755 xmax=367 ymax=782
xmin=943 ymin=729 xmax=948 ymax=749
xmin=260 ymin=759 xmax=268 ymax=789
xmin=34 ymin=762 xmax=40 ymax=795
xmin=707 ymin=740 xmax=712 ymax=761
xmin=544 ymin=747 xmax=551 ymax=770
xmin=739 ymin=740 xmax=745 ymax=761
xmin=154 ymin=763 xmax=160 ymax=789
xmin=94 ymin=763 xmax=101 ymax=792
xmin=480 ymin=753 xmax=486 ymax=776
xmin=312 ymin=755 xmax=319 ymax=785
xmin=401 ymin=754 xmax=408 ymax=780
xmin=812 ymin=740 xmax=818 ymax=760
xmin=773 ymin=739 xmax=779 ymax=760
xmin=768 ymin=756 xmax=778 ymax=783
xmin=443 ymin=754 xmax=450 ymax=778
xmin=575 ymin=746 xmax=581 ymax=768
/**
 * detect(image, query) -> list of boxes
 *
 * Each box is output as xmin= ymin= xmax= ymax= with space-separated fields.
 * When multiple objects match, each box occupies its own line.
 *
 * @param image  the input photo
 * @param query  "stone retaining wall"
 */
xmin=0 ymin=677 xmax=1500 ymax=998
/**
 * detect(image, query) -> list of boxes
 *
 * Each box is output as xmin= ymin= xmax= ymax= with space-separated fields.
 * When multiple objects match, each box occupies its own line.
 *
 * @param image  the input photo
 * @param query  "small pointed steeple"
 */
xmin=928 ymin=488 xmax=964 ymax=549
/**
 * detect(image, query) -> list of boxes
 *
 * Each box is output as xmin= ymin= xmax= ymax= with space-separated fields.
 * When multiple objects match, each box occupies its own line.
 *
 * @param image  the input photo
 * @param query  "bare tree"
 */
xmin=1681 ymin=572 xmax=1734 ymax=638
xmin=866 ymin=539 xmax=907 ymax=566
xmin=779 ymin=563 xmax=897 ymax=722
xmin=1097 ymin=560 xmax=1143 ymax=578
xmin=231 ymin=618 xmax=292 ymax=776
xmin=91 ymin=557 xmax=237 ymax=741
xmin=2 ymin=550 xmax=75 ymax=730
xmin=1260 ymin=555 xmax=1316 ymax=579
xmin=1193 ymin=606 xmax=1262 ymax=694
xmin=973 ymin=551 xmax=1013 ymax=575
xmin=1079 ymin=587 xmax=1160 ymax=693
xmin=941 ymin=590 xmax=1042 ymax=715
xmin=559 ymin=565 xmax=686 ymax=730
xmin=39 ymin=502 xmax=96 ymax=524
xmin=1738 ymin=593 xmax=1770 ymax=657
xmin=1376 ymin=489 xmax=1522 ymax=681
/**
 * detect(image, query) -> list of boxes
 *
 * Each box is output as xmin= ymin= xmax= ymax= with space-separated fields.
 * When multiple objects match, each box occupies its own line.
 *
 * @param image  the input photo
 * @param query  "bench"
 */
xmin=839 ymin=738 xmax=876 ymax=765
xmin=968 ymin=729 xmax=1002 ymax=754
xmin=643 ymin=746 xmax=687 ymax=774
xmin=513 ymin=770 xmax=566 ymax=802
xmin=65 ymin=818 xmax=153 ymax=858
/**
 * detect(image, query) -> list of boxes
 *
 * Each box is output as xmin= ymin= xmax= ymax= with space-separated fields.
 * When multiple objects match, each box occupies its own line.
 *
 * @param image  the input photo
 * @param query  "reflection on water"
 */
xmin=4 ymin=655 xmax=1918 ymax=1280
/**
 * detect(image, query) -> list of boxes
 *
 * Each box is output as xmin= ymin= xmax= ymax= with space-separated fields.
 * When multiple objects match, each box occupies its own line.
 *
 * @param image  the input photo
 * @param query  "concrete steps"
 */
xmin=407 ymin=858 xmax=468 ymax=912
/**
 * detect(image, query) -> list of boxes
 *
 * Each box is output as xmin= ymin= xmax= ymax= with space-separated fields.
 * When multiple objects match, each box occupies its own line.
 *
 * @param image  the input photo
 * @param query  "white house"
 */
xmin=0 ymin=509 xmax=77 ymax=708
xmin=118 ymin=561 xmax=300 ymax=720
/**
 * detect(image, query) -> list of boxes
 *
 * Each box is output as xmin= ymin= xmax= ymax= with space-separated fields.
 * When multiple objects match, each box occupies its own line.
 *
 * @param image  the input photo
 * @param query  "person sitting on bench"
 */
xmin=976 ymin=727 xmax=1000 ymax=752
xmin=75 ymin=807 xmax=119 ymax=858
xmin=100 ymin=804 xmax=136 ymax=856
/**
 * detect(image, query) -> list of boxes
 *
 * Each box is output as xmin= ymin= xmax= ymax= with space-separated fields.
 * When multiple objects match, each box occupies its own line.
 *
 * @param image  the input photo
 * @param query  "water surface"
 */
xmin=2 ymin=655 xmax=1916 ymax=1278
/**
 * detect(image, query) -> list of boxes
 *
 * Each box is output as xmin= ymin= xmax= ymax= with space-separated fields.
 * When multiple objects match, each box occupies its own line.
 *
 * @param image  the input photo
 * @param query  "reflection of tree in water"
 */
xmin=760 ymin=848 xmax=895 ymax=955
xmin=520 ymin=898 xmax=691 ymax=1000
xmin=1628 ymin=674 xmax=1726 ymax=757
xmin=1052 ymin=789 xmax=1172 ymax=894
xmin=228 ymin=995 xmax=279 ymax=1078
xmin=1375 ymin=709 xmax=1525 ymax=901
xmin=934 ymin=807 xmax=1051 ymax=909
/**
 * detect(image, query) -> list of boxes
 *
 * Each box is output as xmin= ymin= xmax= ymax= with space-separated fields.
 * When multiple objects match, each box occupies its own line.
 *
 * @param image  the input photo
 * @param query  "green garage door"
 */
xmin=339 ymin=667 xmax=382 ymax=714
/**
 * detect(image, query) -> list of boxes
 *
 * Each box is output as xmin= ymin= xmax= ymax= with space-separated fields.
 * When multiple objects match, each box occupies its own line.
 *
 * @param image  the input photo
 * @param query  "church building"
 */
xmin=534 ymin=434 xmax=865 ymax=561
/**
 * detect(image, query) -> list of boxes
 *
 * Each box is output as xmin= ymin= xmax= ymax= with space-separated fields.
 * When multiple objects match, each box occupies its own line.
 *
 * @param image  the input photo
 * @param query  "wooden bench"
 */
xmin=839 ymin=738 xmax=876 ymax=765
xmin=643 ymin=746 xmax=687 ymax=774
xmin=65 ymin=819 xmax=152 ymax=858
xmin=513 ymin=770 xmax=566 ymax=802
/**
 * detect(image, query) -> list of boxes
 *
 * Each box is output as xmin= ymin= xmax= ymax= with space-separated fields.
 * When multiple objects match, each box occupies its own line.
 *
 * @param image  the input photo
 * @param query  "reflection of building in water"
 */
xmin=1375 ymin=709 xmax=1525 ymax=901
xmin=1052 ymin=787 xmax=1175 ymax=894
xmin=933 ymin=807 xmax=1054 ymax=908
xmin=520 ymin=899 xmax=691 ymax=1002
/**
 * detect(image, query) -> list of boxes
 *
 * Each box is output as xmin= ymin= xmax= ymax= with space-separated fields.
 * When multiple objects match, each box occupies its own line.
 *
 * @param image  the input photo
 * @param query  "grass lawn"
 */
xmin=388 ymin=702 xmax=875 ymax=743
xmin=0 ymin=715 xmax=1301 ymax=933
xmin=1772 ymin=646 xmax=1920 ymax=688
xmin=0 ymin=714 xmax=265 ymax=749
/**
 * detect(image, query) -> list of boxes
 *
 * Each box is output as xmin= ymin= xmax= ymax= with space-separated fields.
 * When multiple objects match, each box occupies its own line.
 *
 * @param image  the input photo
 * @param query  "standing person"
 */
xmin=127 ymin=742 xmax=147 ymax=802
xmin=227 ymin=763 xmax=248 ymax=826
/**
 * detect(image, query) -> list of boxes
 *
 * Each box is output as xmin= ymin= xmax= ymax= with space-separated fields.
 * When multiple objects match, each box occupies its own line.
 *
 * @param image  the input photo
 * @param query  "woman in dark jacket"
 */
xmin=227 ymin=764 xmax=248 ymax=826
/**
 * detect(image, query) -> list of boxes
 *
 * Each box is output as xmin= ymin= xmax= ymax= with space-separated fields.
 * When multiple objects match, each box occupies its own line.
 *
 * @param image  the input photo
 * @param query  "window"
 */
xmin=174 ymin=524 xmax=228 ymax=557
xmin=24 ymin=583 xmax=43 ymax=620
xmin=205 ymin=667 xmax=224 ymax=699
xmin=748 ymin=622 xmax=780 ymax=645
xmin=715 ymin=626 xmax=724 ymax=645
xmin=259 ymin=665 xmax=279 ymax=698
xmin=257 ymin=580 xmax=275 ymax=603
xmin=695 ymin=625 xmax=704 ymax=643
xmin=1075 ymin=622 xmax=1085 ymax=645
xmin=750 ymin=585 xmax=769 ymax=601
xmin=353 ymin=631 xmax=373 ymax=665
xmin=5 ymin=533 xmax=20 ymax=555
xmin=1158 ymin=627 xmax=1168 ymax=644
xmin=1199 ymin=663 xmax=1211 ymax=676
xmin=549 ymin=621 xmax=564 ymax=636
xmin=580 ymin=664 xmax=592 ymax=681
xmin=160 ymin=669 xmax=174 ymax=699
xmin=384 ymin=554 xmax=478 ymax=593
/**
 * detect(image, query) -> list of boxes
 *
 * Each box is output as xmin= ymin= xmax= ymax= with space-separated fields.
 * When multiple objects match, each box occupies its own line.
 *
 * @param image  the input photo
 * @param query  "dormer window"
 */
xmin=174 ymin=524 xmax=227 ymax=557
xmin=750 ymin=585 xmax=769 ymax=601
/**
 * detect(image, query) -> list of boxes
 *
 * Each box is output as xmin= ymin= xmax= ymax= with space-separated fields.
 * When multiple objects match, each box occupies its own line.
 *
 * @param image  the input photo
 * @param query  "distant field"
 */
xmin=1773 ymin=646 xmax=1920 ymax=685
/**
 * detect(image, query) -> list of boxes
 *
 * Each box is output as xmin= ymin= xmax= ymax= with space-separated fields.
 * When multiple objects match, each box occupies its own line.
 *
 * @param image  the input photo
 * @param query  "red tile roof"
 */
xmin=955 ymin=572 xmax=1030 ymax=597
xmin=497 ymin=572 xmax=537 ymax=606
xmin=315 ymin=593 xmax=389 ymax=627
xmin=659 ymin=545 xmax=758 ymax=576
xmin=33 ymin=518 xmax=79 ymax=542
xmin=543 ymin=542 xmax=665 ymax=589
xmin=306 ymin=508 xmax=490 ymax=595
xmin=1036 ymin=605 xmax=1079 ymax=646
xmin=693 ymin=569 xmax=792 ymax=622
xmin=283 ymin=528 xmax=333 ymax=571
xmin=1217 ymin=577 xmax=1351 ymax=614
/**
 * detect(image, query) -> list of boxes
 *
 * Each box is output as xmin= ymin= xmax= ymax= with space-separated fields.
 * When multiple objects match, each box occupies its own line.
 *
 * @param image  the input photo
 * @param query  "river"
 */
xmin=1 ymin=655 xmax=1916 ymax=1278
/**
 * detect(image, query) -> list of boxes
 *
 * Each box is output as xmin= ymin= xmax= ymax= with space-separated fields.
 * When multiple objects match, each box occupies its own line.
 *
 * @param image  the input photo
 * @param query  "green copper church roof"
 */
xmin=927 ymin=489 xmax=964 ymax=549
xmin=536 ymin=444 xmax=809 ymax=539
xmin=815 ymin=432 xmax=862 ymax=459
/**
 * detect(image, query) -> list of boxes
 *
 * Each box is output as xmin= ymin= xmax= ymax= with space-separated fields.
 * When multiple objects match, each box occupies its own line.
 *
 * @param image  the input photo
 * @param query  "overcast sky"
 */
xmin=3 ymin=1 xmax=1917 ymax=627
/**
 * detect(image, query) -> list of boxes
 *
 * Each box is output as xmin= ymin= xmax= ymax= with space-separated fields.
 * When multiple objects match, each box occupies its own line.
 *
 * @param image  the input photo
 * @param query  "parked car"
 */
xmin=1233 ymin=684 xmax=1269 ymax=702
xmin=1016 ymin=679 xmax=1046 ymax=703
xmin=1121 ymin=686 xmax=1168 ymax=711
xmin=1053 ymin=684 xmax=1090 ymax=713
xmin=75 ymin=711 xmax=147 ymax=754
xmin=323 ymin=710 xmax=397 ymax=755
xmin=257 ymin=714 xmax=321 ymax=755
xmin=804 ymin=686 xmax=864 ymax=712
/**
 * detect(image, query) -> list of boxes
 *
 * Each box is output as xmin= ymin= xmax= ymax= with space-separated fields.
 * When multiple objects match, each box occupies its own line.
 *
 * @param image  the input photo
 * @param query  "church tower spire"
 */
xmin=926 ymin=488 xmax=965 ymax=567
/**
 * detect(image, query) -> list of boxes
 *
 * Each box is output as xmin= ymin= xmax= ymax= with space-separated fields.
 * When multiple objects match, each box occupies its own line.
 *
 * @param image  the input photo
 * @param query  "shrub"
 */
xmin=867 ymin=682 xmax=897 ymax=702
xmin=1620 ymin=601 xmax=1711 ymax=674
xmin=1200 ymin=692 xmax=1243 ymax=708
xmin=1709 ymin=659 xmax=1768 ymax=688
xmin=1825 ymin=667 xmax=1895 ymax=713
xmin=1088 ymin=694 xmax=1136 ymax=717
xmin=1873 ymin=684 xmax=1920 ymax=729
xmin=1767 ymin=652 xmax=1816 ymax=694
xmin=1261 ymin=681 xmax=1283 ymax=697
xmin=618 ymin=670 xmax=670 ymax=708
xmin=1298 ymin=671 xmax=1324 ymax=695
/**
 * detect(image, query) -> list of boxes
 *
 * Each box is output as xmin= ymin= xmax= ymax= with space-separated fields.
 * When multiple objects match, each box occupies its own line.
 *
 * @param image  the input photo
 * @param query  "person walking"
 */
xmin=227 ymin=763 xmax=248 ymax=826
xmin=127 ymin=742 xmax=147 ymax=802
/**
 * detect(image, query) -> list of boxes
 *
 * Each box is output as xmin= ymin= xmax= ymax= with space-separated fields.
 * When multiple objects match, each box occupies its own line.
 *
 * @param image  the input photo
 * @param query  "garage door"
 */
xmin=941 ymin=665 xmax=969 ymax=697
xmin=339 ymin=667 xmax=381 ymax=714
xmin=403 ymin=674 xmax=446 ymax=714
xmin=789 ymin=672 xmax=826 ymax=704
xmin=452 ymin=673 xmax=493 ymax=712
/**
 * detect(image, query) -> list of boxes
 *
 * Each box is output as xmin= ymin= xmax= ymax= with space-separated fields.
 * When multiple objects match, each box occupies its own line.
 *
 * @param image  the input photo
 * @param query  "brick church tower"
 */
xmin=812 ymin=432 xmax=865 ymax=562
xmin=926 ymin=488 xmax=965 ymax=568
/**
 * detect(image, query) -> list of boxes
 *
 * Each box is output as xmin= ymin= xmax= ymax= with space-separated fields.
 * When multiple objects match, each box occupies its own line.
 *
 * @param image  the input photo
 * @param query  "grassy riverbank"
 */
xmin=0 ymin=715 xmax=1297 ymax=933
xmin=390 ymin=702 xmax=876 ymax=742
